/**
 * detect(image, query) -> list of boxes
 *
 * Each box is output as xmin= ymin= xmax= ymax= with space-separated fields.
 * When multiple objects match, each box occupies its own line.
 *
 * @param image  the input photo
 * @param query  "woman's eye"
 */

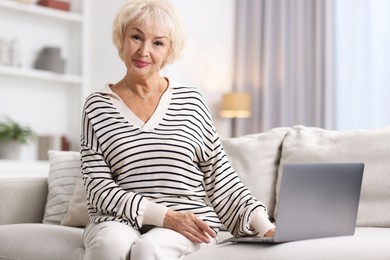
xmin=154 ymin=41 xmax=164 ymax=47
xmin=131 ymin=35 xmax=142 ymax=41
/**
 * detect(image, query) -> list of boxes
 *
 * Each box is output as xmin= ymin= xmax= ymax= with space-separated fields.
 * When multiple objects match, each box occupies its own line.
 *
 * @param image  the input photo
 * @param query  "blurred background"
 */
xmin=0 ymin=0 xmax=389 ymax=161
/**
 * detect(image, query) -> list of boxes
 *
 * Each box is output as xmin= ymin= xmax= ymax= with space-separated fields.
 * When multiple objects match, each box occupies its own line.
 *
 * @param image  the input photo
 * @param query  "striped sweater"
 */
xmin=80 ymin=79 xmax=269 ymax=237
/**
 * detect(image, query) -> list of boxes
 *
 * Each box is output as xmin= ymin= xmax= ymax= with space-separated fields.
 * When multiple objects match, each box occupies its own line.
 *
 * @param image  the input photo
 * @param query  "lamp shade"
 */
xmin=220 ymin=92 xmax=251 ymax=118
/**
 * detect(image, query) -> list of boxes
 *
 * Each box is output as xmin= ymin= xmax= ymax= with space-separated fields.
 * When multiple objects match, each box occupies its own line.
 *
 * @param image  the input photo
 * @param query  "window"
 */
xmin=335 ymin=0 xmax=390 ymax=130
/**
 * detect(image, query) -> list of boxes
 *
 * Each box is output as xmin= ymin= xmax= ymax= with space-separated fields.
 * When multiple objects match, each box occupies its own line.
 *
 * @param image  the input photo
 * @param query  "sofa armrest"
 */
xmin=0 ymin=178 xmax=48 ymax=225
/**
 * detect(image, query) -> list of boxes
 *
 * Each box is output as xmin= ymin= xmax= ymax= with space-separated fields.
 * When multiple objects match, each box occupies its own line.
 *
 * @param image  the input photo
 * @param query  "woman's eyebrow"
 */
xmin=130 ymin=27 xmax=168 ymax=39
xmin=131 ymin=27 xmax=145 ymax=34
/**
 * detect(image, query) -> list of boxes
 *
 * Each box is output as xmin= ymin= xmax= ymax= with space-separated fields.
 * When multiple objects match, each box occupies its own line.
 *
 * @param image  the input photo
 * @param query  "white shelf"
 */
xmin=0 ymin=0 xmax=82 ymax=23
xmin=0 ymin=159 xmax=49 ymax=178
xmin=0 ymin=0 xmax=85 ymax=153
xmin=0 ymin=65 xmax=82 ymax=84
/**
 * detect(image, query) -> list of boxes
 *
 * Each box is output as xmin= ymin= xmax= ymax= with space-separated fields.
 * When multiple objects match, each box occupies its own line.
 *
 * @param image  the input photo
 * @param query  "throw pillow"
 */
xmin=60 ymin=175 xmax=90 ymax=227
xmin=277 ymin=125 xmax=390 ymax=227
xmin=42 ymin=150 xmax=81 ymax=225
xmin=221 ymin=127 xmax=289 ymax=219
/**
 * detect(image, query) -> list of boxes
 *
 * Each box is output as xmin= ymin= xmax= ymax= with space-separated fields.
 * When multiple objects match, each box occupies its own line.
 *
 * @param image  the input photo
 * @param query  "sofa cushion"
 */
xmin=43 ymin=150 xmax=81 ymax=225
xmin=277 ymin=125 xmax=390 ymax=227
xmin=221 ymin=127 xmax=289 ymax=218
xmin=0 ymin=178 xmax=47 ymax=224
xmin=183 ymin=228 xmax=390 ymax=260
xmin=0 ymin=223 xmax=84 ymax=260
xmin=61 ymin=176 xmax=89 ymax=227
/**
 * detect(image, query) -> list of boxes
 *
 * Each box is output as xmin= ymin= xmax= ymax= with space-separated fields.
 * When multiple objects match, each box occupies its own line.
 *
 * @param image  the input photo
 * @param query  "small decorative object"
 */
xmin=10 ymin=38 xmax=21 ymax=67
xmin=37 ymin=0 xmax=70 ymax=11
xmin=34 ymin=46 xmax=65 ymax=74
xmin=0 ymin=37 xmax=22 ymax=67
xmin=38 ymin=135 xmax=70 ymax=160
xmin=0 ymin=117 xmax=36 ymax=160
xmin=0 ymin=38 xmax=11 ymax=66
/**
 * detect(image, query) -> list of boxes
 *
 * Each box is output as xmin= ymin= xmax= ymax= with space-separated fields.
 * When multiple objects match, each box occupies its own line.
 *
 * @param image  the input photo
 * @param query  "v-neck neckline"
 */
xmin=102 ymin=81 xmax=173 ymax=131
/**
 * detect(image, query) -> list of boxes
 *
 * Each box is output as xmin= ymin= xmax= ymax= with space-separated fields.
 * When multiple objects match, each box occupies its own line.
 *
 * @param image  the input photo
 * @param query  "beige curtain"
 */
xmin=233 ymin=0 xmax=334 ymax=136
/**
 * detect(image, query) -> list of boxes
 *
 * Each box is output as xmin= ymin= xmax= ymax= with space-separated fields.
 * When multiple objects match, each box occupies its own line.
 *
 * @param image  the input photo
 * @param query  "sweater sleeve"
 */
xmin=80 ymin=100 xmax=168 ymax=228
xmin=199 ymin=121 xmax=272 ymax=237
xmin=249 ymin=208 xmax=275 ymax=236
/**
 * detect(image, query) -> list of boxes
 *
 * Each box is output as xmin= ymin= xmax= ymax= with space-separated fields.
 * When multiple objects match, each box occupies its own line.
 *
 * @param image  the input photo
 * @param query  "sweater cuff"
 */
xmin=142 ymin=201 xmax=169 ymax=227
xmin=249 ymin=208 xmax=275 ymax=237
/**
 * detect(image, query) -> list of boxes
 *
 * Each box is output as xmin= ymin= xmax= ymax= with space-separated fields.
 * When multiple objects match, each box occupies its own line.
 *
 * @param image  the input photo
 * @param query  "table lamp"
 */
xmin=220 ymin=92 xmax=251 ymax=137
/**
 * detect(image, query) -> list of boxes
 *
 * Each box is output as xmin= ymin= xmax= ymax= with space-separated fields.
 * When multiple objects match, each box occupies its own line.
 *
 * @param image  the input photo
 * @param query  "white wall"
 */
xmin=83 ymin=0 xmax=126 ymax=94
xmin=84 ymin=0 xmax=236 ymax=137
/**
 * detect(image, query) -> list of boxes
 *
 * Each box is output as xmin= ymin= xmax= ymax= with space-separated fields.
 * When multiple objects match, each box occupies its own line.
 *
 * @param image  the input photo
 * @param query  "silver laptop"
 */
xmin=223 ymin=163 xmax=364 ymax=243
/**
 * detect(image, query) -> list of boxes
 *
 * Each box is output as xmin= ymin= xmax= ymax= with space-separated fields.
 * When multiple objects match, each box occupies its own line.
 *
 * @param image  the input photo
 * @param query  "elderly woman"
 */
xmin=80 ymin=0 xmax=275 ymax=259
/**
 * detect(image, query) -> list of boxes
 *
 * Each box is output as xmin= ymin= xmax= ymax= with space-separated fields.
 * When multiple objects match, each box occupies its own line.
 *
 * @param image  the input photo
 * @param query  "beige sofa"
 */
xmin=1 ymin=125 xmax=390 ymax=260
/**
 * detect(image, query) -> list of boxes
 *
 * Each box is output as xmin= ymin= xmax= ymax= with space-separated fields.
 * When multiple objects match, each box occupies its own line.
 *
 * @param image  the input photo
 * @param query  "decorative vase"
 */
xmin=0 ymin=141 xmax=22 ymax=160
xmin=34 ymin=47 xmax=65 ymax=74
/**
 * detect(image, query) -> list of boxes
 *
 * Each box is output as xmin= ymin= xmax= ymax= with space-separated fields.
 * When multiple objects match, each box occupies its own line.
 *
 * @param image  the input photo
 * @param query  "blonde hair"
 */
xmin=112 ymin=0 xmax=185 ymax=68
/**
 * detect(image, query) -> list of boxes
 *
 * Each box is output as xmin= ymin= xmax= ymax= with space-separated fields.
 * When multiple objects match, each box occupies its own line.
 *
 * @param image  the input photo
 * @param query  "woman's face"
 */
xmin=122 ymin=23 xmax=171 ymax=79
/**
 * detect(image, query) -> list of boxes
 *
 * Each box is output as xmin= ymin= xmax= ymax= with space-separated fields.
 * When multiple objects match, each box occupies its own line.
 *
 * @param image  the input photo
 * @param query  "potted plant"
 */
xmin=0 ymin=117 xmax=35 ymax=160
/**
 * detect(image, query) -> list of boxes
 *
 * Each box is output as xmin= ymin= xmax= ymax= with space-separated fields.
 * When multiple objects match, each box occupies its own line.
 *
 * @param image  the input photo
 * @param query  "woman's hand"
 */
xmin=263 ymin=228 xmax=275 ymax=237
xmin=163 ymin=210 xmax=216 ymax=244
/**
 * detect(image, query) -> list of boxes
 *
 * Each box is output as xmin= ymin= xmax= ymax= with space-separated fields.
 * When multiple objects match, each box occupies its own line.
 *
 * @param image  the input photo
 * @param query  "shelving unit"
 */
xmin=0 ymin=65 xmax=82 ymax=84
xmin=0 ymin=159 xmax=49 ymax=178
xmin=0 ymin=0 xmax=85 ymax=168
xmin=0 ymin=0 xmax=82 ymax=22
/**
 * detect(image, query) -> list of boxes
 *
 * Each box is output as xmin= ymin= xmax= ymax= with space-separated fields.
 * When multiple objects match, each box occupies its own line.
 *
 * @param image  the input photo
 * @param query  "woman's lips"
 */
xmin=133 ymin=59 xmax=150 ymax=68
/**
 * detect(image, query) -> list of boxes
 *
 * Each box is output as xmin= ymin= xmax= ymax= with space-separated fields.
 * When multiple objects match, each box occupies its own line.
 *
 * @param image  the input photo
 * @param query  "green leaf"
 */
xmin=0 ymin=117 xmax=36 ymax=144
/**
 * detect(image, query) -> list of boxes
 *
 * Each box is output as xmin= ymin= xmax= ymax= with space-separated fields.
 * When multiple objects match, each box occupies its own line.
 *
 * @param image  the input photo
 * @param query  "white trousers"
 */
xmin=82 ymin=221 xmax=217 ymax=260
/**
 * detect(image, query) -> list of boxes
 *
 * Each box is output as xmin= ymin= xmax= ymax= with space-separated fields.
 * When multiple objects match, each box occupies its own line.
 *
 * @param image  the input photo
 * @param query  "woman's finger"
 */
xmin=163 ymin=210 xmax=215 ymax=243
xmin=194 ymin=217 xmax=216 ymax=238
xmin=186 ymin=225 xmax=210 ymax=243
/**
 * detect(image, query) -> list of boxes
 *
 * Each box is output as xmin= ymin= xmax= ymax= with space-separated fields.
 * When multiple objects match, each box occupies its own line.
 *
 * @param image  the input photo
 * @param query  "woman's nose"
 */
xmin=138 ymin=43 xmax=151 ymax=57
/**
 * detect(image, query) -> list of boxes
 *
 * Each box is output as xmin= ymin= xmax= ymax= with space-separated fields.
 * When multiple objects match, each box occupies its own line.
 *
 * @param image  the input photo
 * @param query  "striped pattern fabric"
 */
xmin=43 ymin=150 xmax=81 ymax=224
xmin=80 ymin=80 xmax=266 ymax=237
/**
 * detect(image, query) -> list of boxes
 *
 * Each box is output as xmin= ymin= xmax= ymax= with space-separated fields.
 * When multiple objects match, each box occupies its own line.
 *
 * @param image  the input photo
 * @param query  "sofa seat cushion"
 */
xmin=0 ymin=223 xmax=84 ymax=260
xmin=184 ymin=228 xmax=390 ymax=260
